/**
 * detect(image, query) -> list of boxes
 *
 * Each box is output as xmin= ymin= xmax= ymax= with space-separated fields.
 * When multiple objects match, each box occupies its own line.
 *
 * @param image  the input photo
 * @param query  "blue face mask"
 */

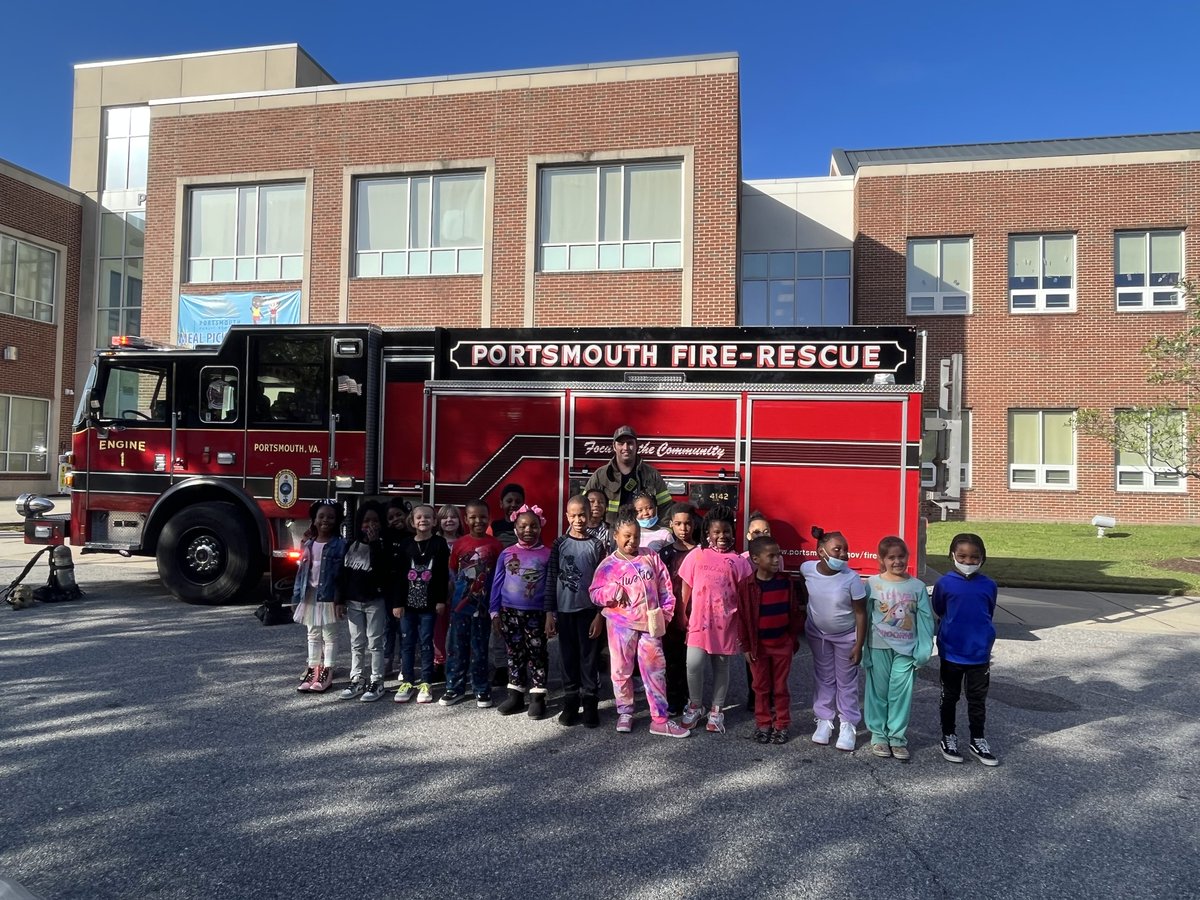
xmin=822 ymin=553 xmax=848 ymax=572
xmin=636 ymin=516 xmax=658 ymax=529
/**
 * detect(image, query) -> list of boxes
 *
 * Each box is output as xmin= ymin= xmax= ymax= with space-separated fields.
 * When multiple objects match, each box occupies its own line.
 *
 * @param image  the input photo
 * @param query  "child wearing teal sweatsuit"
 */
xmin=863 ymin=536 xmax=934 ymax=761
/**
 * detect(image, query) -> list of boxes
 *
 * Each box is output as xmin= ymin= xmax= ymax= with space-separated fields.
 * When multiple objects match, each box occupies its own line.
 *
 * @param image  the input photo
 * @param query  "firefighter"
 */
xmin=582 ymin=426 xmax=671 ymax=526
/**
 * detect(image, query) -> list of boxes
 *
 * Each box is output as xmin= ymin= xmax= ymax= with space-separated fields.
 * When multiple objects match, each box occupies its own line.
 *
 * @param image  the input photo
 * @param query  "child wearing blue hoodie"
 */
xmin=932 ymin=533 xmax=999 ymax=767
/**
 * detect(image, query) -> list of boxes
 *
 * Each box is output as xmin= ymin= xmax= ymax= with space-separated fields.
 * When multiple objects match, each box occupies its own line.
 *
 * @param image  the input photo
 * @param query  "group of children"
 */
xmin=289 ymin=487 xmax=1001 ymax=764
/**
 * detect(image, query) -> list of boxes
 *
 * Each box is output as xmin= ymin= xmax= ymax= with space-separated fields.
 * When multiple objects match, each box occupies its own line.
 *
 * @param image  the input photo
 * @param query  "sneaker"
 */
xmin=361 ymin=681 xmax=385 ymax=702
xmin=940 ymin=734 xmax=964 ymax=763
xmin=615 ymin=713 xmax=634 ymax=733
xmin=890 ymin=745 xmax=910 ymax=762
xmin=705 ymin=708 xmax=725 ymax=734
xmin=811 ymin=718 xmax=835 ymax=745
xmin=339 ymin=680 xmax=366 ymax=700
xmin=649 ymin=719 xmax=690 ymax=739
xmin=770 ymin=728 xmax=789 ymax=745
xmin=416 ymin=683 xmax=434 ymax=704
xmin=835 ymin=721 xmax=856 ymax=751
xmin=394 ymin=681 xmax=416 ymax=703
xmin=680 ymin=702 xmax=706 ymax=730
xmin=475 ymin=693 xmax=493 ymax=709
xmin=310 ymin=665 xmax=331 ymax=693
xmin=439 ymin=690 xmax=466 ymax=707
xmin=296 ymin=667 xmax=317 ymax=692
xmin=753 ymin=728 xmax=771 ymax=745
xmin=871 ymin=742 xmax=892 ymax=758
xmin=969 ymin=738 xmax=1000 ymax=767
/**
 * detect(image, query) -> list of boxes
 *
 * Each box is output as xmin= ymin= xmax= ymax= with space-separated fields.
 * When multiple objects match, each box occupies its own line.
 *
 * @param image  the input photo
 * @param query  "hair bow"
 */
xmin=510 ymin=503 xmax=546 ymax=526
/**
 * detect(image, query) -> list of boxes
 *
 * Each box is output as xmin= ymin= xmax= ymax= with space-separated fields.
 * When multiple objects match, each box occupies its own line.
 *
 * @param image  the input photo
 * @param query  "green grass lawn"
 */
xmin=925 ymin=521 xmax=1200 ymax=595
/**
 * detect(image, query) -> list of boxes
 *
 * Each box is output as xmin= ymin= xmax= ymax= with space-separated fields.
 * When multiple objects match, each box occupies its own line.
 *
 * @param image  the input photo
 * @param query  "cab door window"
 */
xmin=252 ymin=336 xmax=326 ymax=426
xmin=200 ymin=367 xmax=239 ymax=423
xmin=100 ymin=366 xmax=170 ymax=423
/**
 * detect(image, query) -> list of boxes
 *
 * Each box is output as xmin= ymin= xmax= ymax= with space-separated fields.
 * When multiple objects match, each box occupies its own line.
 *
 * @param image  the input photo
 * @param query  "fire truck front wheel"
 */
xmin=157 ymin=502 xmax=261 ymax=604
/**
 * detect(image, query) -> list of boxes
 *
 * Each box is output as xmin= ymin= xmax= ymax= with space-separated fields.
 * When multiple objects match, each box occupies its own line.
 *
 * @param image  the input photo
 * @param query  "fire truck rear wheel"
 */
xmin=157 ymin=502 xmax=261 ymax=604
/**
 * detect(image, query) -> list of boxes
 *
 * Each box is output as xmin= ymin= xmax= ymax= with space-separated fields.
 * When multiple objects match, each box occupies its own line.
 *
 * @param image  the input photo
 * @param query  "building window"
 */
xmin=187 ymin=183 xmax=305 ymax=284
xmin=354 ymin=173 xmax=484 ymax=277
xmin=921 ymin=410 xmax=971 ymax=489
xmin=103 ymin=106 xmax=150 ymax=193
xmin=97 ymin=212 xmax=144 ymax=346
xmin=1010 ymin=234 xmax=1075 ymax=312
xmin=906 ymin=238 xmax=971 ymax=315
xmin=1115 ymin=230 xmax=1184 ymax=310
xmin=0 ymin=234 xmax=56 ymax=324
xmin=538 ymin=162 xmax=682 ymax=272
xmin=0 ymin=394 xmax=50 ymax=473
xmin=1116 ymin=410 xmax=1186 ymax=492
xmin=741 ymin=249 xmax=851 ymax=326
xmin=1009 ymin=409 xmax=1076 ymax=489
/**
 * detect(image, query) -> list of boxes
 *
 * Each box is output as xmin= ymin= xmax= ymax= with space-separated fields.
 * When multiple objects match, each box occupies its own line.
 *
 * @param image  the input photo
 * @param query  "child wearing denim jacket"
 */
xmin=292 ymin=499 xmax=347 ymax=693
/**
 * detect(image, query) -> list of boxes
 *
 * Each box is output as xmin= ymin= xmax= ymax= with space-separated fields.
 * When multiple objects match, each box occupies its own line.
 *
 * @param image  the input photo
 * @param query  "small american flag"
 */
xmin=336 ymin=375 xmax=362 ymax=396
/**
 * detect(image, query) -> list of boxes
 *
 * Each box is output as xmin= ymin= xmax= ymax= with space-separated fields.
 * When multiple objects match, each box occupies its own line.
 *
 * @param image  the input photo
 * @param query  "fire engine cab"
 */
xmin=27 ymin=324 xmax=928 ymax=605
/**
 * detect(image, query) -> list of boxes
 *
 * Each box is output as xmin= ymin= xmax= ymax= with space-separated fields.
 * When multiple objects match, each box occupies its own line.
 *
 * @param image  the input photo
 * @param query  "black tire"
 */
xmin=157 ymin=501 xmax=262 ymax=604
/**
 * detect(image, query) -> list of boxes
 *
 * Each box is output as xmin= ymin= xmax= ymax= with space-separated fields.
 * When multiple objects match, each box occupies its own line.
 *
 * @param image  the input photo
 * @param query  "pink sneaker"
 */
xmin=296 ymin=667 xmax=317 ymax=692
xmin=705 ymin=708 xmax=725 ymax=733
xmin=309 ymin=665 xmax=331 ymax=693
xmin=615 ymin=713 xmax=634 ymax=733
xmin=650 ymin=719 xmax=691 ymax=739
xmin=680 ymin=702 xmax=705 ymax=730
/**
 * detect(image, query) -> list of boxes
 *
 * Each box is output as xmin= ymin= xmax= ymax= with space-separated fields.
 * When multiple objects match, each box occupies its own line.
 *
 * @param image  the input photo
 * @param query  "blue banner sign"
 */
xmin=178 ymin=291 xmax=302 ymax=345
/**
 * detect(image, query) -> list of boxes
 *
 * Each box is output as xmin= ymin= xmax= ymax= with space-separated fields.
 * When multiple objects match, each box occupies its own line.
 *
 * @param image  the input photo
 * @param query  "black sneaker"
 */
xmin=969 ymin=738 xmax=1000 ymax=767
xmin=475 ymin=692 xmax=493 ymax=709
xmin=940 ymin=734 xmax=964 ymax=763
xmin=753 ymin=728 xmax=771 ymax=744
xmin=360 ymin=681 xmax=385 ymax=702
xmin=439 ymin=690 xmax=467 ymax=707
xmin=770 ymin=728 xmax=789 ymax=745
xmin=339 ymin=680 xmax=366 ymax=700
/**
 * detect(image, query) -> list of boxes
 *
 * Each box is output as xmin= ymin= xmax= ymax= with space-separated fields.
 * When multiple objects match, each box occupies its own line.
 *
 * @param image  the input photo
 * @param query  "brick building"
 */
xmin=0 ymin=159 xmax=83 ymax=496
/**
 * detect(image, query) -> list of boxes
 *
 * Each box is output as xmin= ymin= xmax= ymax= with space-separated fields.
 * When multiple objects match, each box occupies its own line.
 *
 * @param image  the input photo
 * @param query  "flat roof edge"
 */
xmin=147 ymin=50 xmax=739 ymax=107
xmin=0 ymin=158 xmax=84 ymax=204
xmin=75 ymin=42 xmax=301 ymax=69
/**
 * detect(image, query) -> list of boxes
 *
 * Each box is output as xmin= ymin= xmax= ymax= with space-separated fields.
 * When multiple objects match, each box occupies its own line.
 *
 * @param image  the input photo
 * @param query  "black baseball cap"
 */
xmin=613 ymin=425 xmax=637 ymax=441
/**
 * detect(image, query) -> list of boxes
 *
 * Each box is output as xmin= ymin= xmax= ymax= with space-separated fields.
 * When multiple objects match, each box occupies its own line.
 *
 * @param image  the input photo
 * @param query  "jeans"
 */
xmin=446 ymin=609 xmax=491 ymax=697
xmin=400 ymin=609 xmax=437 ymax=685
xmin=345 ymin=599 xmax=388 ymax=683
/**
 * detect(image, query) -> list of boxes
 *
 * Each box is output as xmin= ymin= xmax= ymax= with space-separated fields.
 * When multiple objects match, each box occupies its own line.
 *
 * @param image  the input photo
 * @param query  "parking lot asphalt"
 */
xmin=1 ymin=536 xmax=1198 ymax=900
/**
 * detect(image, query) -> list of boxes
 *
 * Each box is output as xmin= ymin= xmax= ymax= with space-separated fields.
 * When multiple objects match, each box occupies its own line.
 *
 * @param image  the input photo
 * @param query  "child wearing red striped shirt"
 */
xmin=743 ymin=535 xmax=806 ymax=744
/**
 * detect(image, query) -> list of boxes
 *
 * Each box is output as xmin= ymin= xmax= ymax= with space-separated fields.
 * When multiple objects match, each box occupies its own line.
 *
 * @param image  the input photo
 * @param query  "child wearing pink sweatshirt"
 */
xmin=589 ymin=509 xmax=690 ymax=738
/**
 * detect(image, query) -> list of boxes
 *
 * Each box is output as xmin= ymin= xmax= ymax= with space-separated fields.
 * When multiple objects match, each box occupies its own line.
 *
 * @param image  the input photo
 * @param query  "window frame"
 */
xmin=536 ymin=160 xmax=684 ymax=273
xmin=1114 ymin=229 xmax=1185 ymax=311
xmin=185 ymin=182 xmax=305 ymax=285
xmin=1008 ymin=408 xmax=1077 ymax=490
xmin=1115 ymin=409 xmax=1187 ymax=493
xmin=906 ymin=237 xmax=973 ymax=316
xmin=1009 ymin=233 xmax=1076 ymax=313
xmin=199 ymin=366 xmax=240 ymax=425
xmin=98 ymin=365 xmax=171 ymax=426
xmin=740 ymin=248 xmax=852 ymax=326
xmin=352 ymin=171 xmax=486 ymax=278
xmin=0 ymin=392 xmax=51 ymax=474
xmin=0 ymin=232 xmax=57 ymax=325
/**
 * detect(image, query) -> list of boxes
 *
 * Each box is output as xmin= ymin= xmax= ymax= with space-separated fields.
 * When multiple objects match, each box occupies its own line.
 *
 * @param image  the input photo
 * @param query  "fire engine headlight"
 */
xmin=16 ymin=493 xmax=55 ymax=518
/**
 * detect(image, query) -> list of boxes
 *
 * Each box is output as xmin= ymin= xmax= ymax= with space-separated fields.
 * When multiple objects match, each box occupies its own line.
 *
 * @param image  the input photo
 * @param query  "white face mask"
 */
xmin=954 ymin=561 xmax=981 ymax=576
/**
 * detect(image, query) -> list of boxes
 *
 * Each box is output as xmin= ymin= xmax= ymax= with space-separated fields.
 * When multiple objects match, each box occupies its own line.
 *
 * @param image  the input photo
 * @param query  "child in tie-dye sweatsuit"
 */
xmin=589 ymin=509 xmax=690 ymax=738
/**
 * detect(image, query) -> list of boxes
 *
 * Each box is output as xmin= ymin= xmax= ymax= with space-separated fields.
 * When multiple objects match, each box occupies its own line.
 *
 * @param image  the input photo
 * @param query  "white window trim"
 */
xmin=906 ymin=237 xmax=972 ymax=316
xmin=1009 ymin=234 xmax=1076 ymax=313
xmin=536 ymin=161 xmax=684 ymax=274
xmin=1008 ymin=409 xmax=1077 ymax=491
xmin=1114 ymin=230 xmax=1185 ymax=312
xmin=352 ymin=171 xmax=486 ymax=279
xmin=185 ymin=182 xmax=306 ymax=285
xmin=1115 ymin=410 xmax=1188 ymax=494
xmin=0 ymin=232 xmax=57 ymax=325
xmin=0 ymin=392 xmax=51 ymax=475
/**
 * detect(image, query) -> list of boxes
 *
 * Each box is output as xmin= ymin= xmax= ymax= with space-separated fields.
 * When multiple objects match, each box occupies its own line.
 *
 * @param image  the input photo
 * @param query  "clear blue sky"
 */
xmin=6 ymin=0 xmax=1198 ymax=184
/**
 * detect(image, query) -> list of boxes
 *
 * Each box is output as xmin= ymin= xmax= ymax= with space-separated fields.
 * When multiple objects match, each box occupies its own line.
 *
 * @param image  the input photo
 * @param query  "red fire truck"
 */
xmin=26 ymin=324 xmax=927 ymax=604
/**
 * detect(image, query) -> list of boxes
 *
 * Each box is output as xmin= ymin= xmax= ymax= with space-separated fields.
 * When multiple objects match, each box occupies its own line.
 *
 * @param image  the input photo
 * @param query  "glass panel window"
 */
xmin=1008 ymin=409 xmax=1076 ymax=489
xmin=187 ymin=183 xmax=305 ymax=284
xmin=1114 ymin=230 xmax=1184 ymax=310
xmin=906 ymin=238 xmax=972 ymax=315
xmin=0 ymin=395 xmax=50 ymax=474
xmin=252 ymin=336 xmax=325 ymax=426
xmin=740 ymin=248 xmax=853 ymax=326
xmin=1008 ymin=234 xmax=1076 ymax=313
xmin=354 ymin=173 xmax=484 ymax=277
xmin=537 ymin=161 xmax=683 ymax=272
xmin=0 ymin=233 xmax=56 ymax=324
xmin=103 ymin=106 xmax=151 ymax=194
xmin=1115 ymin=409 xmax=1187 ymax=492
xmin=100 ymin=367 xmax=169 ymax=423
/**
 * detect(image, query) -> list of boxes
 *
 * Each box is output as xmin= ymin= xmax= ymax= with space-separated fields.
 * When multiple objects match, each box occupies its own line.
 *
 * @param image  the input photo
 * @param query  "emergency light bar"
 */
xmin=110 ymin=335 xmax=179 ymax=350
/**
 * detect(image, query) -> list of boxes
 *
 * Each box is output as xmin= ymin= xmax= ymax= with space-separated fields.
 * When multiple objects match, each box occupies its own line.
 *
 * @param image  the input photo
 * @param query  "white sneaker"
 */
xmin=416 ymin=682 xmax=434 ymax=704
xmin=836 ymin=720 xmax=857 ymax=751
xmin=811 ymin=718 xmax=835 ymax=745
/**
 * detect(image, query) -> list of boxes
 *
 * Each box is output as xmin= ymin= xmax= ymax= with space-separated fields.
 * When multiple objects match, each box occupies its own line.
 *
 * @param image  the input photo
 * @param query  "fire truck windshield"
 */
xmin=73 ymin=362 xmax=98 ymax=428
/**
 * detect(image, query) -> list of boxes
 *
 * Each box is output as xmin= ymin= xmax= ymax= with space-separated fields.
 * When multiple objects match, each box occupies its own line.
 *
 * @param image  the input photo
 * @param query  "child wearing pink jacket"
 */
xmin=589 ymin=509 xmax=690 ymax=738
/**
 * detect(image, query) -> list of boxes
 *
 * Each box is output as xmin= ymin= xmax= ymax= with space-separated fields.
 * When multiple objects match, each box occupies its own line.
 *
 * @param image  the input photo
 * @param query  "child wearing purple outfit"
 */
xmin=489 ymin=505 xmax=552 ymax=719
xmin=590 ymin=509 xmax=690 ymax=738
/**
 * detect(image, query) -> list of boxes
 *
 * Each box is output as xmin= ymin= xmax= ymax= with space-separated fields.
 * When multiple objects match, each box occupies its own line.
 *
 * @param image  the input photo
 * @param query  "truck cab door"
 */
xmin=173 ymin=364 xmax=246 ymax=486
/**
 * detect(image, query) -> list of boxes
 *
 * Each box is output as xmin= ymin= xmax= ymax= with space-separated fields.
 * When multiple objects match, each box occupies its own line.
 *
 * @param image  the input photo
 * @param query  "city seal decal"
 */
xmin=274 ymin=469 xmax=298 ymax=510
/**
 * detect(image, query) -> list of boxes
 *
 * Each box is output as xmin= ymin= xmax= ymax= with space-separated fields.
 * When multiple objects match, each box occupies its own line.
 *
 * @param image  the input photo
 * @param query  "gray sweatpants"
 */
xmin=345 ymin=599 xmax=388 ymax=683
xmin=686 ymin=645 xmax=734 ymax=710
